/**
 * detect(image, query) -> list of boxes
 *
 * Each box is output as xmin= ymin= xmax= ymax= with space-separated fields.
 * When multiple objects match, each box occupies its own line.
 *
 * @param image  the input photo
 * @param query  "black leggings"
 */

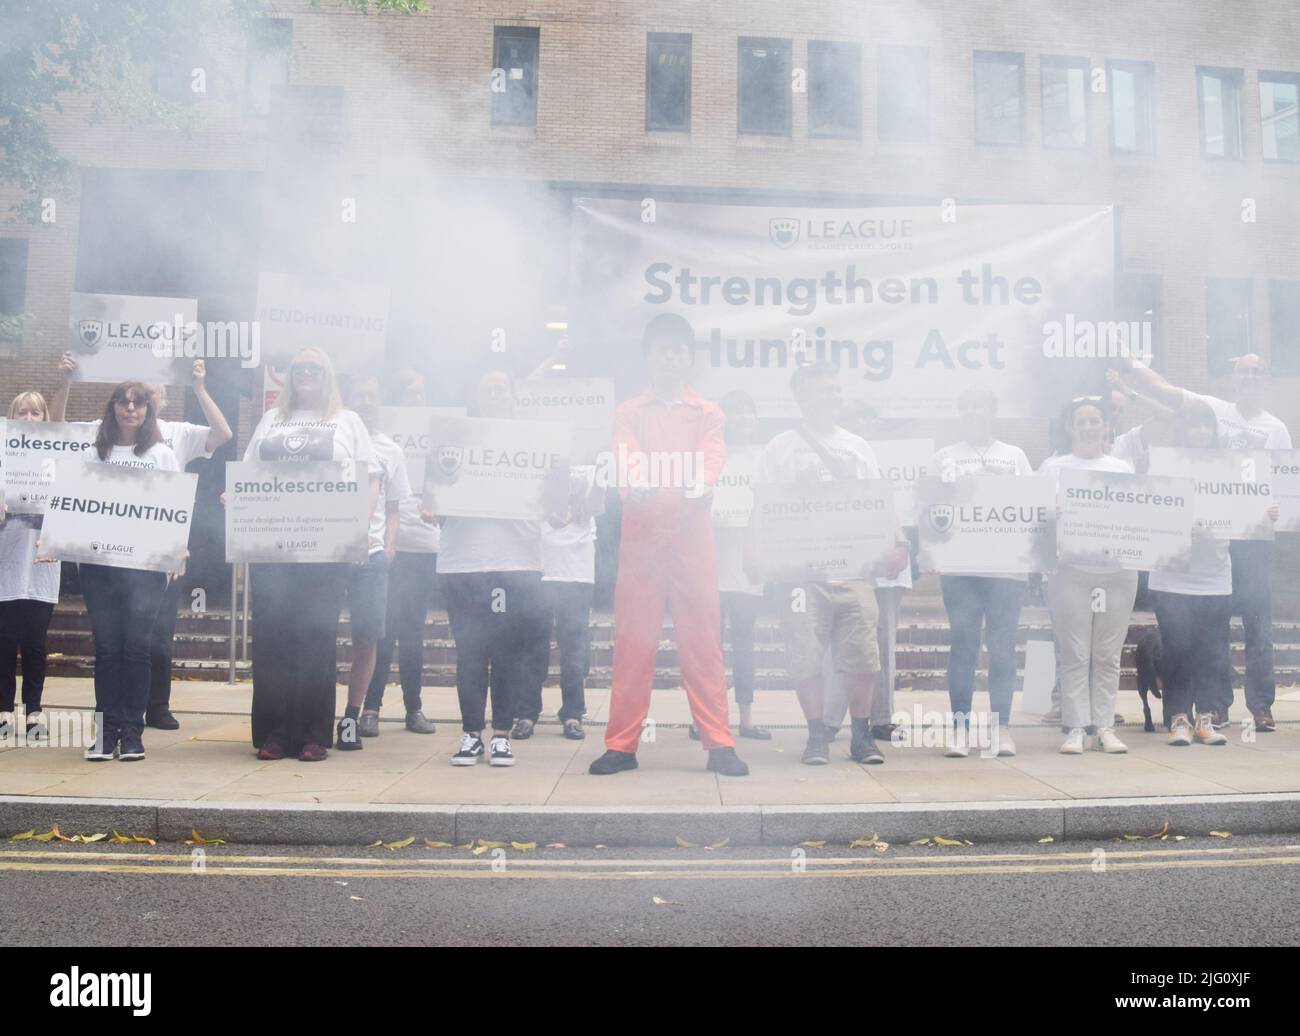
xmin=0 ymin=599 xmax=56 ymax=713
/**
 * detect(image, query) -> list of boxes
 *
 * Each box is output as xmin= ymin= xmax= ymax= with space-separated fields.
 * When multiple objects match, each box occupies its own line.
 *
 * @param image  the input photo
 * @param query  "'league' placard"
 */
xmin=869 ymin=439 xmax=934 ymax=527
xmin=225 ymin=460 xmax=368 ymax=563
xmin=916 ymin=475 xmax=1054 ymax=574
xmin=1056 ymin=469 xmax=1195 ymax=571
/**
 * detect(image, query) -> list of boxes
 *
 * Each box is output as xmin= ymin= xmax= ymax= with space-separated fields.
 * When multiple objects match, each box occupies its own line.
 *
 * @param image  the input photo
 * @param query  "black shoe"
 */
xmin=588 ymin=749 xmax=638 ymax=775
xmin=562 ymin=719 xmax=586 ymax=740
xmin=335 ymin=718 xmax=363 ymax=751
xmin=145 ymin=709 xmax=180 ymax=731
xmin=870 ymin=723 xmax=895 ymax=741
xmin=824 ymin=725 xmax=840 ymax=741
xmin=358 ymin=711 xmax=381 ymax=737
xmin=85 ymin=728 xmax=120 ymax=761
xmin=119 ymin=730 xmax=146 ymax=762
xmin=706 ymin=747 xmax=749 ymax=777
xmin=511 ymin=718 xmax=535 ymax=740
xmin=739 ymin=725 xmax=772 ymax=740
xmin=850 ymin=721 xmax=885 ymax=764
xmin=405 ymin=710 xmax=436 ymax=734
xmin=688 ymin=723 xmax=701 ymax=741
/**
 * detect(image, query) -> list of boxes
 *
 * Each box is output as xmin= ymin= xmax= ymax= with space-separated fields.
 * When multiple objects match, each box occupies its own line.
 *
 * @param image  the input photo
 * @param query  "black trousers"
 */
xmin=720 ymin=591 xmax=762 ymax=706
xmin=1151 ymin=590 xmax=1232 ymax=719
xmin=518 ymin=580 xmax=592 ymax=723
xmin=365 ymin=551 xmax=438 ymax=714
xmin=442 ymin=571 xmax=546 ymax=733
xmin=1223 ymin=540 xmax=1275 ymax=713
xmin=147 ymin=573 xmax=185 ymax=714
xmin=0 ymin=599 xmax=56 ymax=713
xmin=79 ymin=565 xmax=167 ymax=738
xmin=249 ymin=562 xmax=347 ymax=754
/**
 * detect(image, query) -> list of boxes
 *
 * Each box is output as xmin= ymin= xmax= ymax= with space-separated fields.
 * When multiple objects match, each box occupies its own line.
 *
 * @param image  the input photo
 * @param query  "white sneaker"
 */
xmin=943 ymin=726 xmax=970 ymax=758
xmin=994 ymin=728 xmax=1017 ymax=757
xmin=1194 ymin=714 xmax=1227 ymax=746
xmin=1168 ymin=715 xmax=1193 ymax=747
xmin=1096 ymin=727 xmax=1128 ymax=754
xmin=450 ymin=733 xmax=485 ymax=766
xmin=1060 ymin=728 xmax=1086 ymax=754
xmin=489 ymin=736 xmax=515 ymax=767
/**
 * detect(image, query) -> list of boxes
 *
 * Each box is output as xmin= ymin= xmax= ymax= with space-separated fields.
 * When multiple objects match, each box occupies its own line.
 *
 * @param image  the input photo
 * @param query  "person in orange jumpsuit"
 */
xmin=588 ymin=313 xmax=750 ymax=777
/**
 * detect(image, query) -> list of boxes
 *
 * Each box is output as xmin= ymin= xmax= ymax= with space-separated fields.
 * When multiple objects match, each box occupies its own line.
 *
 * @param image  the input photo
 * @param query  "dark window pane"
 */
xmin=1269 ymin=280 xmax=1300 ymax=375
xmin=974 ymin=51 xmax=1024 ymax=145
xmin=1205 ymin=278 xmax=1253 ymax=378
xmin=245 ymin=18 xmax=292 ymax=116
xmin=0 ymin=238 xmax=29 ymax=341
xmin=1109 ymin=60 xmax=1155 ymax=153
xmin=1198 ymin=67 xmax=1244 ymax=159
xmin=1042 ymin=57 xmax=1088 ymax=148
xmin=493 ymin=26 xmax=540 ymax=127
xmin=647 ymin=33 xmax=691 ymax=131
xmin=1261 ymin=73 xmax=1300 ymax=161
xmin=738 ymin=38 xmax=791 ymax=135
xmin=809 ymin=40 xmax=861 ymax=138
xmin=878 ymin=46 xmax=929 ymax=142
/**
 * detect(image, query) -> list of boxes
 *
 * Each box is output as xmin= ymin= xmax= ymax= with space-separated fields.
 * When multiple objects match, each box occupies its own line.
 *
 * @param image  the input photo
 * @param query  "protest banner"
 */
xmin=751 ymin=479 xmax=897 ymax=583
xmin=68 ymin=292 xmax=197 ymax=385
xmin=1272 ymin=450 xmax=1300 ymax=533
xmin=225 ymin=460 xmax=368 ymax=563
xmin=870 ymin=438 xmax=934 ymax=526
xmin=255 ymin=271 xmax=389 ymax=375
xmin=711 ymin=444 xmax=761 ymax=528
xmin=916 ymin=475 xmax=1054 ymax=574
xmin=39 ymin=464 xmax=197 ymax=572
xmin=1149 ymin=447 xmax=1275 ymax=541
xmin=1056 ymin=469 xmax=1195 ymax=571
xmin=3 ymin=420 xmax=99 ymax=515
xmin=376 ymin=405 xmax=467 ymax=488
xmin=516 ymin=378 xmax=615 ymax=464
xmin=422 ymin=415 xmax=572 ymax=520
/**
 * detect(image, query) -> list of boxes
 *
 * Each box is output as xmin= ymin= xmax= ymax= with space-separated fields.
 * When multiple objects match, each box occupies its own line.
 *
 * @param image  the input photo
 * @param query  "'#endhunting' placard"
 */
xmin=1149 ymin=447 xmax=1275 ymax=541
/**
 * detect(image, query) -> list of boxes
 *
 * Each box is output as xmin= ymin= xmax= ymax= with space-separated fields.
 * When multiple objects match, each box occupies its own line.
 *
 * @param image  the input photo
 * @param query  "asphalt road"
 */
xmin=3 ymin=833 xmax=1299 ymax=947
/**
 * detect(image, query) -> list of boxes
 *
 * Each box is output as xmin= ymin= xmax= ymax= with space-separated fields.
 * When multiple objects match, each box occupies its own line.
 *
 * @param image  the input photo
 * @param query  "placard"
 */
xmin=916 ymin=475 xmax=1054 ymax=574
xmin=515 ymin=379 xmax=615 ymax=464
xmin=421 ymin=416 xmax=572 ymax=520
xmin=870 ymin=439 xmax=934 ymax=526
xmin=1272 ymin=450 xmax=1300 ymax=533
xmin=376 ymin=406 xmax=467 ymax=488
xmin=751 ymin=479 xmax=897 ymax=583
xmin=711 ymin=444 xmax=761 ymax=528
xmin=3 ymin=420 xmax=100 ymax=515
xmin=225 ymin=460 xmax=368 ymax=563
xmin=40 ymin=463 xmax=197 ymax=572
xmin=255 ymin=272 xmax=389 ymax=375
xmin=1057 ymin=469 xmax=1195 ymax=571
xmin=1149 ymin=447 xmax=1275 ymax=541
xmin=68 ymin=292 xmax=197 ymax=385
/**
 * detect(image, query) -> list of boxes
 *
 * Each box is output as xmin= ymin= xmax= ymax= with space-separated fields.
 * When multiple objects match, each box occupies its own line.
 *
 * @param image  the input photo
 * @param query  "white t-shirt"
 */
xmin=541 ymin=518 xmax=596 ymax=584
xmin=932 ymin=439 xmax=1035 ymax=581
xmin=79 ymin=418 xmax=213 ymax=468
xmin=1110 ymin=426 xmax=1150 ymax=471
xmin=436 ymin=518 xmax=542 ymax=575
xmin=760 ymin=425 xmax=883 ymax=484
xmin=396 ymin=494 xmax=439 ymax=554
xmin=244 ymin=408 xmax=375 ymax=468
xmin=0 ymin=514 xmax=60 ymax=604
xmin=716 ymin=527 xmax=762 ymax=596
xmin=1149 ymin=533 xmax=1232 ymax=596
xmin=1038 ymin=452 xmax=1135 ymax=575
xmin=368 ymin=433 xmax=410 ymax=557
xmin=97 ymin=442 xmax=180 ymax=471
xmin=1184 ymin=391 xmax=1293 ymax=450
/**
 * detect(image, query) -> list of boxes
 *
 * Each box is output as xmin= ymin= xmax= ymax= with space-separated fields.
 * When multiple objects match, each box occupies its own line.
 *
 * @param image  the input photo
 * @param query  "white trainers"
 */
xmin=1096 ymin=727 xmax=1128 ymax=754
xmin=1194 ymin=714 xmax=1228 ymax=746
xmin=489 ymin=736 xmax=515 ymax=767
xmin=450 ymin=733 xmax=485 ymax=766
xmin=994 ymin=728 xmax=1016 ymax=757
xmin=1060 ymin=728 xmax=1086 ymax=754
xmin=943 ymin=726 xmax=970 ymax=758
xmin=1168 ymin=715 xmax=1193 ymax=747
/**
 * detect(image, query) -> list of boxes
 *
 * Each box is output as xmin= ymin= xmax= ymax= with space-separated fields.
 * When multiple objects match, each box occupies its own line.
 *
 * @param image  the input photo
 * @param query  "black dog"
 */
xmin=1135 ymin=627 xmax=1165 ymax=732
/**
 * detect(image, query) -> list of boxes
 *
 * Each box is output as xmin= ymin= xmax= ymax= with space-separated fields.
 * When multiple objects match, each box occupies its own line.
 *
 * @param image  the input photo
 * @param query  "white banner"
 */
xmin=516 ymin=378 xmax=615 ymax=464
xmin=3 ymin=420 xmax=100 ymax=515
xmin=1057 ymin=469 xmax=1195 ymax=571
xmin=1148 ymin=447 xmax=1274 ymax=541
xmin=421 ymin=416 xmax=572 ymax=520
xmin=572 ymin=199 xmax=1115 ymax=418
xmin=916 ymin=475 xmax=1054 ymax=574
xmin=225 ymin=460 xmax=368 ymax=563
xmin=870 ymin=439 xmax=933 ymax=526
xmin=255 ymin=272 xmax=389 ymax=375
xmin=751 ymin=479 xmax=897 ymax=583
xmin=711 ymin=444 xmax=761 ymax=528
xmin=376 ymin=406 xmax=467 ymax=489
xmin=68 ymin=292 xmax=197 ymax=385
xmin=40 ymin=464 xmax=197 ymax=572
xmin=1272 ymin=450 xmax=1300 ymax=533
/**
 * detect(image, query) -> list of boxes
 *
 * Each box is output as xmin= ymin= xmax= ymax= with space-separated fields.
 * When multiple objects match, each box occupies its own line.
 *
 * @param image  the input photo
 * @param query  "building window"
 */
xmin=646 ymin=33 xmax=691 ymax=132
xmin=492 ymin=26 xmax=540 ymax=127
xmin=973 ymin=51 xmax=1024 ymax=145
xmin=1198 ymin=67 xmax=1245 ymax=159
xmin=808 ymin=40 xmax=861 ymax=138
xmin=1205 ymin=278 xmax=1253 ymax=378
xmin=1117 ymin=272 xmax=1163 ymax=370
xmin=1041 ymin=56 xmax=1089 ymax=148
xmin=0 ymin=238 xmax=29 ymax=343
xmin=244 ymin=18 xmax=292 ymax=116
xmin=1108 ymin=60 xmax=1156 ymax=154
xmin=878 ymin=46 xmax=929 ymax=143
xmin=1260 ymin=71 xmax=1300 ymax=162
xmin=1269 ymin=280 xmax=1300 ymax=375
xmin=738 ymin=38 xmax=791 ymax=136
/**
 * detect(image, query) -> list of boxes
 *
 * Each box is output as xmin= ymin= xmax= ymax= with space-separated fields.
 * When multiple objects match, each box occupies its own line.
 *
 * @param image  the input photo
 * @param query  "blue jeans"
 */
xmin=79 ymin=564 xmax=167 ymax=738
xmin=941 ymin=575 xmax=1025 ymax=725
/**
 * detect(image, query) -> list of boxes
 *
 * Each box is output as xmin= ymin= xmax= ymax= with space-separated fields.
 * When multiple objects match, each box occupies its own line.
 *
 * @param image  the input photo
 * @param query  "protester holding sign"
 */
xmin=52 ymin=353 xmax=233 ymax=731
xmin=243 ymin=349 xmax=378 ymax=763
xmin=67 ymin=383 xmax=181 ymax=762
xmin=930 ymin=387 xmax=1034 ymax=758
xmin=0 ymin=393 xmax=60 ymax=743
xmin=1038 ymin=397 xmax=1137 ymax=755
xmin=1119 ymin=356 xmax=1292 ymax=733
xmin=752 ymin=361 xmax=909 ymax=768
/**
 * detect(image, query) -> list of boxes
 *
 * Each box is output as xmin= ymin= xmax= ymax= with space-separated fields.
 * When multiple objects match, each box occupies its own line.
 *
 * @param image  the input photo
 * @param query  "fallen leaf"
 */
xmin=1147 ymin=822 xmax=1170 ymax=840
xmin=1037 ymin=836 xmax=1055 ymax=844
xmin=708 ymin=838 xmax=730 ymax=850
xmin=110 ymin=831 xmax=132 ymax=844
xmin=799 ymin=840 xmax=826 ymax=848
xmin=963 ymin=840 xmax=974 ymax=846
xmin=424 ymin=840 xmax=452 ymax=848
xmin=476 ymin=840 xmax=508 ymax=849
xmin=1209 ymin=831 xmax=1232 ymax=838
xmin=383 ymin=836 xmax=415 ymax=851
xmin=652 ymin=896 xmax=684 ymax=906
xmin=455 ymin=843 xmax=473 ymax=850
xmin=1173 ymin=835 xmax=1187 ymax=841
xmin=594 ymin=844 xmax=607 ymax=849
xmin=511 ymin=841 xmax=536 ymax=851
xmin=545 ymin=843 xmax=566 ymax=849
xmin=32 ymin=825 xmax=62 ymax=843
xmin=674 ymin=836 xmax=699 ymax=848
xmin=366 ymin=840 xmax=384 ymax=848
xmin=349 ymin=895 xmax=365 ymax=901
xmin=909 ymin=838 xmax=932 ymax=846
xmin=182 ymin=829 xmax=225 ymax=846
xmin=131 ymin=835 xmax=156 ymax=846
xmin=472 ymin=845 xmax=490 ymax=856
xmin=933 ymin=836 xmax=963 ymax=847
xmin=10 ymin=830 xmax=35 ymax=842
xmin=334 ymin=881 xmax=348 ymax=886
xmin=1121 ymin=834 xmax=1143 ymax=841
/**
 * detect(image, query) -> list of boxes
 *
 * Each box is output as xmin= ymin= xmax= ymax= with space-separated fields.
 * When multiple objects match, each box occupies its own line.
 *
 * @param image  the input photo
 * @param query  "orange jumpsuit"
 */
xmin=605 ymin=387 xmax=735 ymax=752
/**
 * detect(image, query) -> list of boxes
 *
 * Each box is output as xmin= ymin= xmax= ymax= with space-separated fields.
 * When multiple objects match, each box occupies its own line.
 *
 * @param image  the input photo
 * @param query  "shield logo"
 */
xmin=77 ymin=320 xmax=104 ymax=351
xmin=284 ymin=433 xmax=309 ymax=454
xmin=436 ymin=444 xmax=464 ymax=479
xmin=927 ymin=505 xmax=954 ymax=535
xmin=769 ymin=217 xmax=800 ymax=249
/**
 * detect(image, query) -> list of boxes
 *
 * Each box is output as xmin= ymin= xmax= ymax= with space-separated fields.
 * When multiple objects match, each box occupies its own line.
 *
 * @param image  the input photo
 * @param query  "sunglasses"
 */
xmin=1070 ymin=395 xmax=1105 ymax=404
xmin=291 ymin=363 xmax=325 ymax=377
xmin=113 ymin=396 xmax=148 ymax=408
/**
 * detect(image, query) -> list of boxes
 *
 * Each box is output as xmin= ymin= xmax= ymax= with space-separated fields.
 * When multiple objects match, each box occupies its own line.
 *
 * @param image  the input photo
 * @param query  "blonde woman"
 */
xmin=0 ymin=392 xmax=60 ymax=742
xmin=242 ymin=349 xmax=378 ymax=762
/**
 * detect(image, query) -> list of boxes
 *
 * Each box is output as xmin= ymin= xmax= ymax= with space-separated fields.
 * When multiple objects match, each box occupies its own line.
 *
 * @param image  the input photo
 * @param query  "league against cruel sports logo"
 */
xmin=283 ymin=433 xmax=309 ymax=455
xmin=769 ymin=217 xmax=800 ymax=249
xmin=434 ymin=444 xmax=464 ymax=481
xmin=76 ymin=320 xmax=105 ymax=352
xmin=926 ymin=504 xmax=955 ymax=536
